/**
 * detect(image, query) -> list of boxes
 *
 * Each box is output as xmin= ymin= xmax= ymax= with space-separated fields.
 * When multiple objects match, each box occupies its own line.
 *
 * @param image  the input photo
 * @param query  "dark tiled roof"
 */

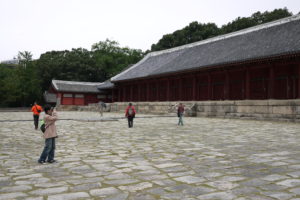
xmin=43 ymin=91 xmax=56 ymax=103
xmin=97 ymin=80 xmax=114 ymax=90
xmin=52 ymin=80 xmax=101 ymax=93
xmin=112 ymin=14 xmax=300 ymax=82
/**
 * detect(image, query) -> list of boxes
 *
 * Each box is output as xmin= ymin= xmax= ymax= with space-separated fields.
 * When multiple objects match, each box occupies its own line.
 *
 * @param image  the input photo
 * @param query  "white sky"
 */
xmin=0 ymin=0 xmax=299 ymax=61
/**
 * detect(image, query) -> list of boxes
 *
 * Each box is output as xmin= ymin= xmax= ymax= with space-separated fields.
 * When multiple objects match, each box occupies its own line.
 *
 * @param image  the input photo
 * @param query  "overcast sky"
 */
xmin=0 ymin=0 xmax=299 ymax=61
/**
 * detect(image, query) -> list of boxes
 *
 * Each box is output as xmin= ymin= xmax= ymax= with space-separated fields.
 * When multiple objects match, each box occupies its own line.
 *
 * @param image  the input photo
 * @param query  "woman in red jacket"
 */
xmin=125 ymin=103 xmax=136 ymax=128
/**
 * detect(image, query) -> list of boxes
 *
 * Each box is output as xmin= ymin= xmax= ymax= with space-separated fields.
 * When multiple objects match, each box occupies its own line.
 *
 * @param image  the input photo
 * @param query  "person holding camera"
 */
xmin=38 ymin=105 xmax=58 ymax=164
xmin=31 ymin=101 xmax=42 ymax=130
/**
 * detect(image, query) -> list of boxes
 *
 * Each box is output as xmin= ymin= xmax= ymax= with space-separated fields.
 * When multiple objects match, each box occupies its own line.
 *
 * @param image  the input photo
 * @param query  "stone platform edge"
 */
xmin=58 ymin=99 xmax=300 ymax=122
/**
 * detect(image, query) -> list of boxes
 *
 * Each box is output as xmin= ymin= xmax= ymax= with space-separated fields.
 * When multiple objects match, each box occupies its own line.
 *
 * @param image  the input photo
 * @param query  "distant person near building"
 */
xmin=125 ymin=103 xmax=136 ymax=128
xmin=177 ymin=103 xmax=185 ymax=126
xmin=98 ymin=101 xmax=106 ymax=117
xmin=38 ymin=105 xmax=58 ymax=164
xmin=31 ymin=101 xmax=42 ymax=130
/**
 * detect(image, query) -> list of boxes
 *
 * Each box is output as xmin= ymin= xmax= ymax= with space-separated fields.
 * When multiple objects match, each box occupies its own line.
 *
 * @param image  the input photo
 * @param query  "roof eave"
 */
xmin=112 ymin=52 xmax=300 ymax=84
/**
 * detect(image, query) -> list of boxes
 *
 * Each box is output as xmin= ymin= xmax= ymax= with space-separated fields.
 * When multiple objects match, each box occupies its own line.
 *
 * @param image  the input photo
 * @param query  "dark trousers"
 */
xmin=39 ymin=138 xmax=55 ymax=162
xmin=33 ymin=115 xmax=39 ymax=129
xmin=127 ymin=116 xmax=134 ymax=128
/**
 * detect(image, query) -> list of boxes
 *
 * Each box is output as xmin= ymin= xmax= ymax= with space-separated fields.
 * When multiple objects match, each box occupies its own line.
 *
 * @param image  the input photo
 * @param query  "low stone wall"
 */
xmin=195 ymin=100 xmax=300 ymax=122
xmin=58 ymin=100 xmax=300 ymax=122
xmin=110 ymin=100 xmax=300 ymax=122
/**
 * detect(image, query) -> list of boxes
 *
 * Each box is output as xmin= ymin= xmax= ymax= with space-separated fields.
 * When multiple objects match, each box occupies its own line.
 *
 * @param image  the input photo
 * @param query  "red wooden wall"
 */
xmin=112 ymin=59 xmax=300 ymax=102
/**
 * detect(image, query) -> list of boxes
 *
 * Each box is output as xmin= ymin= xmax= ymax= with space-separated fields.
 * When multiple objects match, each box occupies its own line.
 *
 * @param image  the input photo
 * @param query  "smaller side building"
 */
xmin=44 ymin=80 xmax=113 ymax=106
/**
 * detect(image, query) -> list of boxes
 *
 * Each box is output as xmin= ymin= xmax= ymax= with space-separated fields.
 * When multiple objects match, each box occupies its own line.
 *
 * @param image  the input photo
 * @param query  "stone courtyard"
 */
xmin=0 ymin=111 xmax=300 ymax=200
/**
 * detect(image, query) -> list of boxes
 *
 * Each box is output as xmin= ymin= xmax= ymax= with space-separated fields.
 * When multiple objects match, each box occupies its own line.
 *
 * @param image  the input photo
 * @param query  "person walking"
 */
xmin=125 ymin=103 xmax=136 ymax=128
xmin=38 ymin=105 xmax=58 ymax=164
xmin=31 ymin=101 xmax=42 ymax=130
xmin=177 ymin=103 xmax=185 ymax=126
xmin=98 ymin=101 xmax=106 ymax=117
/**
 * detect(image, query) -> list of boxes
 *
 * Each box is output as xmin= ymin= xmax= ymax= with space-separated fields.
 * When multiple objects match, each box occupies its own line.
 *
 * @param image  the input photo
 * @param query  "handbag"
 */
xmin=40 ymin=120 xmax=46 ymax=133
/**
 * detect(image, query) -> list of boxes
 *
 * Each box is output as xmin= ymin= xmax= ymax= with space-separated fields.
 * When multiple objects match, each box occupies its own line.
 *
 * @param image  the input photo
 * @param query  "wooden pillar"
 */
xmin=123 ymin=87 xmax=126 ymax=102
xmin=166 ymin=78 xmax=170 ymax=101
xmin=156 ymin=81 xmax=159 ymax=101
xmin=225 ymin=70 xmax=229 ymax=100
xmin=268 ymin=65 xmax=275 ymax=99
xmin=298 ymin=64 xmax=300 ymax=99
xmin=208 ymin=73 xmax=212 ymax=100
xmin=179 ymin=77 xmax=183 ymax=101
xmin=146 ymin=82 xmax=150 ymax=101
xmin=137 ymin=84 xmax=141 ymax=102
xmin=118 ymin=88 xmax=121 ymax=102
xmin=129 ymin=85 xmax=133 ymax=101
xmin=245 ymin=68 xmax=250 ymax=99
xmin=192 ymin=75 xmax=197 ymax=100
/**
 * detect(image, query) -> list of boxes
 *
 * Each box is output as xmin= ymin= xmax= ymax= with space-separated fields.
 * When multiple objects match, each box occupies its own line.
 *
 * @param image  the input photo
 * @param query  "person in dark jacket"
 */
xmin=125 ymin=103 xmax=136 ymax=128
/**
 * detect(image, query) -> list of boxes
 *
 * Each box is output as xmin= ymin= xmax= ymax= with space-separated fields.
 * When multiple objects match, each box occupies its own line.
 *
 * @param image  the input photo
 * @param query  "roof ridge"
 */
xmin=111 ymin=54 xmax=152 ymax=81
xmin=150 ymin=13 xmax=300 ymax=56
xmin=111 ymin=14 xmax=300 ymax=82
xmin=52 ymin=79 xmax=101 ymax=85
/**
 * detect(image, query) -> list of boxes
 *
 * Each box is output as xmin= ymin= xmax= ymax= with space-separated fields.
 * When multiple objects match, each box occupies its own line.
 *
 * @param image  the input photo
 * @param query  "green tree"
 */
xmin=221 ymin=8 xmax=292 ymax=34
xmin=37 ymin=39 xmax=144 ymax=92
xmin=151 ymin=22 xmax=219 ymax=51
xmin=16 ymin=51 xmax=42 ymax=106
xmin=92 ymin=39 xmax=144 ymax=80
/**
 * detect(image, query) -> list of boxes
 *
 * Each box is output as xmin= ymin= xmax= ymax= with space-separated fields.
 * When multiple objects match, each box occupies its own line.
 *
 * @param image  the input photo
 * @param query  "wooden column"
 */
xmin=166 ymin=78 xmax=170 ymax=101
xmin=298 ymin=64 xmax=300 ymax=99
xmin=156 ymin=81 xmax=159 ymax=101
xmin=245 ymin=68 xmax=250 ymax=99
xmin=208 ymin=73 xmax=212 ymax=100
xmin=224 ymin=70 xmax=229 ymax=100
xmin=138 ymin=84 xmax=141 ymax=102
xmin=123 ymin=87 xmax=126 ymax=102
xmin=146 ymin=82 xmax=150 ymax=101
xmin=268 ymin=65 xmax=275 ymax=99
xmin=179 ymin=77 xmax=183 ymax=101
xmin=192 ymin=75 xmax=197 ymax=100
xmin=129 ymin=85 xmax=133 ymax=101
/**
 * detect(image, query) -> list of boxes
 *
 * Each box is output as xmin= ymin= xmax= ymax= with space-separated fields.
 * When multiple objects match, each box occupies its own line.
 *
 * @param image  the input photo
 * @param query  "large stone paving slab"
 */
xmin=0 ymin=111 xmax=300 ymax=199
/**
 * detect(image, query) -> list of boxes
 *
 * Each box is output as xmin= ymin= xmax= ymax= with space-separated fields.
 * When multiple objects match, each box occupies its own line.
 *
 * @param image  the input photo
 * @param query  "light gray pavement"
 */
xmin=0 ymin=111 xmax=300 ymax=200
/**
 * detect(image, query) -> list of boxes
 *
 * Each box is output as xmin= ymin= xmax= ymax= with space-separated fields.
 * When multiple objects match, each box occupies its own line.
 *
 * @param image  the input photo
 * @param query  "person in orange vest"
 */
xmin=125 ymin=103 xmax=136 ymax=128
xmin=31 ymin=101 xmax=43 ymax=130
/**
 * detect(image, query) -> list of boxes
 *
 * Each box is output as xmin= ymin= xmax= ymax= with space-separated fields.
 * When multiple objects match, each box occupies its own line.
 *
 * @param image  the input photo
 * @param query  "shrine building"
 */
xmin=111 ymin=15 xmax=300 ymax=102
xmin=44 ymin=80 xmax=113 ymax=106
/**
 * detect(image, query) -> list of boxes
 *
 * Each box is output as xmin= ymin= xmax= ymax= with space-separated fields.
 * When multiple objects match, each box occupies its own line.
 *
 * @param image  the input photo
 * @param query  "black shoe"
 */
xmin=47 ymin=160 xmax=56 ymax=163
xmin=38 ymin=160 xmax=45 ymax=164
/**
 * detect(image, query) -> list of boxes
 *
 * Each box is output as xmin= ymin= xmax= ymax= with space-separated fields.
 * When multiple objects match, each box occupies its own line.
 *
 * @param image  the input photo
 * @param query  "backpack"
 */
xmin=128 ymin=107 xmax=134 ymax=116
